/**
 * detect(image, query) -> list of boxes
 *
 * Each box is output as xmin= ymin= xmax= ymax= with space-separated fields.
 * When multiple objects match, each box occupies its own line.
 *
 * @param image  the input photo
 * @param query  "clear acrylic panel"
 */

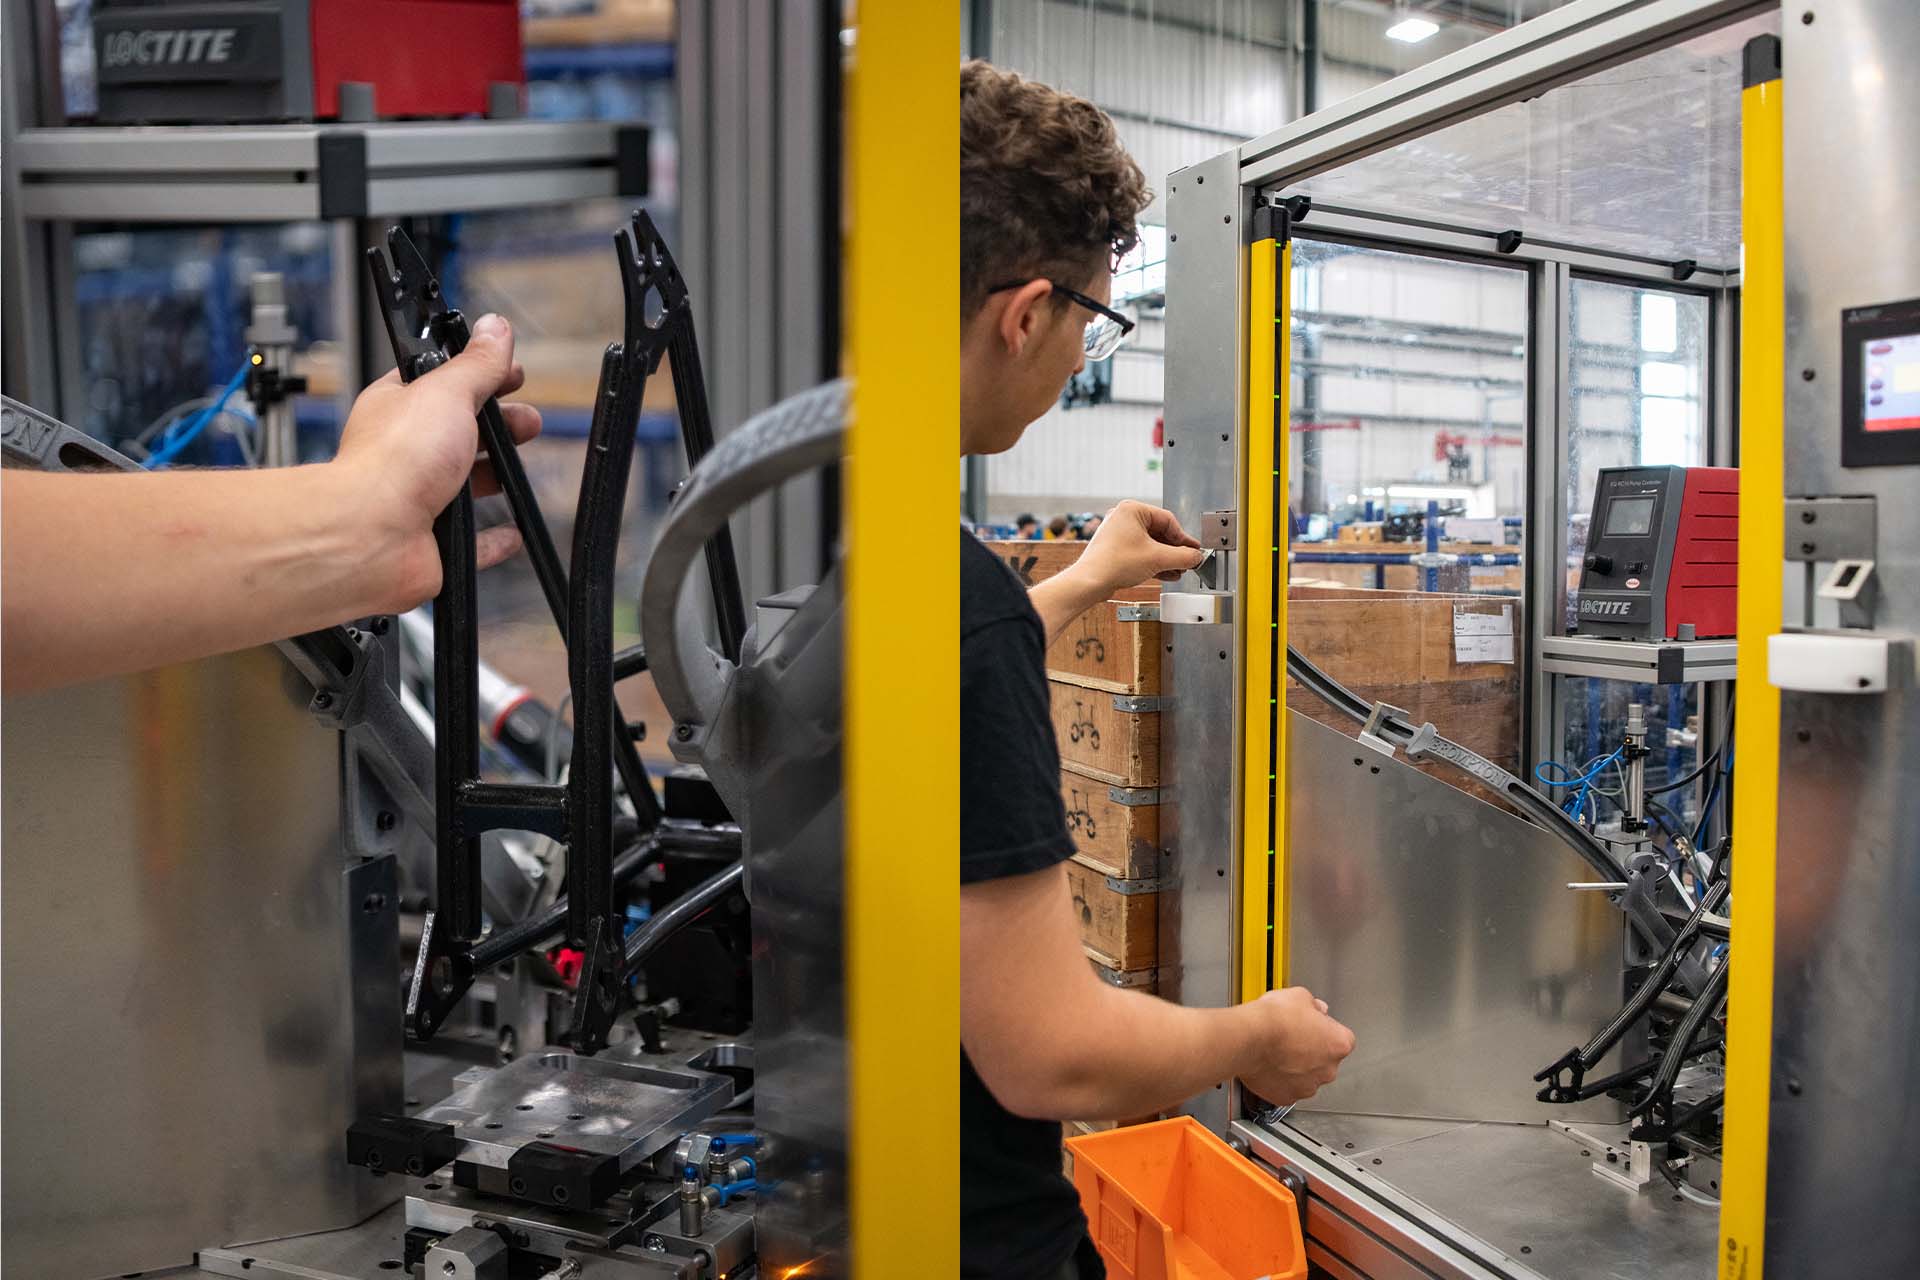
xmin=1563 ymin=277 xmax=1710 ymax=630
xmin=1289 ymin=238 xmax=1527 ymax=595
xmin=1291 ymin=13 xmax=1779 ymax=266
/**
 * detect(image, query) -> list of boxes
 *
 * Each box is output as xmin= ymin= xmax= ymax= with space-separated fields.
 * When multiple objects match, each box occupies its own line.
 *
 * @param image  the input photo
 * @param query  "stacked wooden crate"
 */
xmin=979 ymin=540 xmax=1166 ymax=993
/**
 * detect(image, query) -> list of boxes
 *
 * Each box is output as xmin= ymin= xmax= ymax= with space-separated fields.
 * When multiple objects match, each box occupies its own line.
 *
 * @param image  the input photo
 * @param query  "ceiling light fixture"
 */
xmin=1385 ymin=16 xmax=1439 ymax=43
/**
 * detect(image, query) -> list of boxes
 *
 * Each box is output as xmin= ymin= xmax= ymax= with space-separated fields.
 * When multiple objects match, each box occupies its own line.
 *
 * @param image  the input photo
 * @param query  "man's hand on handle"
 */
xmin=1028 ymin=500 xmax=1206 ymax=644
xmin=1238 ymin=987 xmax=1358 ymax=1107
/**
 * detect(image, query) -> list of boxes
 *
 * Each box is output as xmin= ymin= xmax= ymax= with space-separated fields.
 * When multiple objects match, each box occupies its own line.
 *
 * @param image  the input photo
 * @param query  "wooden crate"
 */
xmin=1061 ymin=767 xmax=1161 ymax=880
xmin=1286 ymin=586 xmax=1523 ymax=790
xmin=524 ymin=0 xmax=673 ymax=45
xmin=1045 ymin=589 xmax=1161 ymax=693
xmin=1066 ymin=857 xmax=1157 ymax=971
xmin=1051 ymin=681 xmax=1159 ymax=786
xmin=1337 ymin=522 xmax=1384 ymax=543
xmin=978 ymin=538 xmax=1088 ymax=586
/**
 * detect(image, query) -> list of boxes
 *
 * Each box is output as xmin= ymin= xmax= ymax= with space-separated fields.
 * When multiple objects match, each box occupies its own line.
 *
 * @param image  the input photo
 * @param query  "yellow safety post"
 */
xmin=1240 ymin=206 xmax=1289 ymax=999
xmin=846 ymin=4 xmax=958 ymax=1276
xmin=1720 ymin=33 xmax=1782 ymax=1280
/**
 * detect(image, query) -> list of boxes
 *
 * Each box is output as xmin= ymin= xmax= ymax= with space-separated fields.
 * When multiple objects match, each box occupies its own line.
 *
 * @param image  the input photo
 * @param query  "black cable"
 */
xmin=1647 ymin=749 xmax=1721 ymax=795
xmin=622 ymin=859 xmax=744 ymax=971
xmin=1651 ymin=703 xmax=1735 ymax=795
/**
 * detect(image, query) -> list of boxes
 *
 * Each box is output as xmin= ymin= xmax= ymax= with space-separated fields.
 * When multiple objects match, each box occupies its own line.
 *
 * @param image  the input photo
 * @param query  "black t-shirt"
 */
xmin=960 ymin=529 xmax=1089 ymax=1279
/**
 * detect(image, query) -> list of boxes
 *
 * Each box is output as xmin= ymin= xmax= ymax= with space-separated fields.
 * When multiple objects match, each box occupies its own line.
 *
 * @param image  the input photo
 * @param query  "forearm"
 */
xmin=2 ymin=465 xmax=428 ymax=693
xmin=1036 ymin=979 xmax=1260 ymax=1120
xmin=1028 ymin=567 xmax=1106 ymax=645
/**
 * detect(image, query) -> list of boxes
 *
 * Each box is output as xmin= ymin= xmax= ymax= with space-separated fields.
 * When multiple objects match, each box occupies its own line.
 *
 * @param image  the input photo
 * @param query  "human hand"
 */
xmin=1070 ymin=499 xmax=1205 ymax=598
xmin=331 ymin=313 xmax=543 ymax=608
xmin=1237 ymin=986 xmax=1356 ymax=1108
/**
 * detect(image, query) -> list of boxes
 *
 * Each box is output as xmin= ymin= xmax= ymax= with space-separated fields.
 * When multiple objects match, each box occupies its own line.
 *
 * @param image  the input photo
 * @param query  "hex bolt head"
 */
xmin=313 ymin=692 xmax=333 ymax=710
xmin=675 ymin=724 xmax=694 ymax=742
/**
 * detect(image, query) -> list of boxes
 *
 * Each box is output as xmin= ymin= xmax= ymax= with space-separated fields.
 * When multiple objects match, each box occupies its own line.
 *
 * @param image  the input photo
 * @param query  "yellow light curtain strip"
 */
xmin=1240 ymin=228 xmax=1284 ymax=1001
xmin=847 ymin=4 xmax=958 ymax=1276
xmin=1720 ymin=47 xmax=1782 ymax=1280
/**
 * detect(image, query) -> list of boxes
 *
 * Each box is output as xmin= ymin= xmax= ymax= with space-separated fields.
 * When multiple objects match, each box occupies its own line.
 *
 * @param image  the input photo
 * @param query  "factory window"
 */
xmin=1564 ymin=278 xmax=1709 ymax=625
xmin=1288 ymin=238 xmax=1527 ymax=596
xmin=1112 ymin=225 xmax=1168 ymax=306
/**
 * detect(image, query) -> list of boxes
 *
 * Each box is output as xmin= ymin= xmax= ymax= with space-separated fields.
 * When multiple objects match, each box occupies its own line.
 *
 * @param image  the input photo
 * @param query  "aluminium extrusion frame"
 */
xmin=1162 ymin=0 xmax=1762 ymax=1146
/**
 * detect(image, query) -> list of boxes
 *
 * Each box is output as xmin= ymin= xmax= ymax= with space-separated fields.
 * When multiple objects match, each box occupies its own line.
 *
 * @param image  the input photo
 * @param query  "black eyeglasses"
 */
xmin=986 ymin=279 xmax=1136 ymax=360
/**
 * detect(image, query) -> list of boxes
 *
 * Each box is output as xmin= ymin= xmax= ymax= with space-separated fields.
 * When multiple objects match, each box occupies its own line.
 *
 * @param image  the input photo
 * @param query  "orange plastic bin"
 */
xmin=1065 ymin=1116 xmax=1307 ymax=1280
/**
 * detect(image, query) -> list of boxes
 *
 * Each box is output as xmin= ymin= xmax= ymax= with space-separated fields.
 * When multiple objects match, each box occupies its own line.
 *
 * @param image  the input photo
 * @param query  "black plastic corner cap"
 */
xmin=615 ymin=124 xmax=652 ymax=198
xmin=316 ymin=131 xmax=369 ymax=219
xmin=1248 ymin=202 xmax=1291 ymax=246
xmin=1672 ymin=259 xmax=1698 ymax=282
xmin=1496 ymin=229 xmax=1524 ymax=254
xmin=1743 ymin=33 xmax=1782 ymax=89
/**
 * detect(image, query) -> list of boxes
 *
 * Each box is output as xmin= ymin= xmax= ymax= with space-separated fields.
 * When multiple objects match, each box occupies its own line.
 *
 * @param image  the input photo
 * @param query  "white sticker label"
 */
xmin=1453 ymin=604 xmax=1516 ymax=664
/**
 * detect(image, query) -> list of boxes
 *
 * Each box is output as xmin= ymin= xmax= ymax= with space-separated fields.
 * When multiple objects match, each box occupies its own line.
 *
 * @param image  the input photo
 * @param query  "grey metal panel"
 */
xmin=12 ymin=123 xmax=327 ymax=172
xmin=1 ymin=649 xmax=397 ymax=1279
xmin=1160 ymin=147 xmax=1246 ymax=1133
xmin=1234 ymin=1120 xmax=1520 ymax=1280
xmin=1286 ymin=712 xmax=1625 ymax=1124
xmin=1243 ymin=1115 xmax=1717 ymax=1280
xmin=1770 ymin=5 xmax=1920 ymax=1273
xmin=18 ymin=181 xmax=322 ymax=223
xmin=11 ymin=120 xmax=619 ymax=174
xmin=366 ymin=171 xmax=619 ymax=218
xmin=743 ymin=0 xmax=782 ymax=597
xmin=1279 ymin=1113 xmax=1714 ymax=1278
xmin=1 ymin=0 xmax=59 ymax=407
xmin=678 ymin=2 xmax=835 ymax=604
xmin=776 ymin=0 xmax=830 ymax=587
xmin=1767 ymin=691 xmax=1920 ymax=1277
xmin=360 ymin=120 xmax=619 ymax=167
xmin=1238 ymin=0 xmax=1773 ymax=188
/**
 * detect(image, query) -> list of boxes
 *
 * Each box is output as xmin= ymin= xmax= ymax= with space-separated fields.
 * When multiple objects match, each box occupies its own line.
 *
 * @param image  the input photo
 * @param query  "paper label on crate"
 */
xmin=1453 ymin=605 xmax=1515 ymax=664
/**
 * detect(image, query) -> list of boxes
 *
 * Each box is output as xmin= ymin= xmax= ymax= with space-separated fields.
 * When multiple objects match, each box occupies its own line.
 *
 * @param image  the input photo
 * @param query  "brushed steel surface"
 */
xmin=1285 ymin=712 xmax=1625 ymax=1124
xmin=195 ymin=1202 xmax=414 ymax=1278
xmin=1245 ymin=1114 xmax=1716 ymax=1280
xmin=412 ymin=1044 xmax=731 ymax=1172
xmin=1161 ymin=147 xmax=1249 ymax=1133
xmin=1773 ymin=5 xmax=1920 ymax=1273
xmin=2 ymin=649 xmax=396 ymax=1279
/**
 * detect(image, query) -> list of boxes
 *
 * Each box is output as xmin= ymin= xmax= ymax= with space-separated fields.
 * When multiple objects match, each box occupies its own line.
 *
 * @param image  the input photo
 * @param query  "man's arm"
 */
xmin=2 ymin=314 xmax=536 ymax=694
xmin=962 ymin=861 xmax=1355 ymax=1120
xmin=1027 ymin=499 xmax=1205 ymax=644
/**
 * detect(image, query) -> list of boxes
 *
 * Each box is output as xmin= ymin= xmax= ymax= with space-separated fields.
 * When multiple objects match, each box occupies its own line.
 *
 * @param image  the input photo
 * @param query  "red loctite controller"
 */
xmin=1575 ymin=465 xmax=1738 ymax=640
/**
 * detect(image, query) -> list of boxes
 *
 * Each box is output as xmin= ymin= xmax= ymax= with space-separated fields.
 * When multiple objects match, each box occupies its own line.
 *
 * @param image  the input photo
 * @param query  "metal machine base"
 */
xmin=1239 ymin=1112 xmax=1716 ymax=1280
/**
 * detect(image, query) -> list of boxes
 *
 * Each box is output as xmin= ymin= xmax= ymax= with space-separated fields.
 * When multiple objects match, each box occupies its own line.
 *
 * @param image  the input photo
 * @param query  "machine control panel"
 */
xmin=1575 ymin=465 xmax=1738 ymax=639
xmin=1841 ymin=295 xmax=1920 ymax=468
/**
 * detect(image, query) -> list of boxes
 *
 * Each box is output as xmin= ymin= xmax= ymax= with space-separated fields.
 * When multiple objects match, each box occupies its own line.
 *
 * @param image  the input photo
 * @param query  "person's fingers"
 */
xmin=498 ymin=361 xmax=526 ymax=398
xmin=1143 ymin=504 xmax=1204 ymax=549
xmin=498 ymin=401 xmax=543 ymax=445
xmin=1151 ymin=544 xmax=1208 ymax=581
xmin=471 ymin=458 xmax=499 ymax=498
xmin=1315 ymin=998 xmax=1329 ymax=1013
xmin=474 ymin=523 xmax=526 ymax=571
xmin=420 ymin=313 xmax=516 ymax=412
